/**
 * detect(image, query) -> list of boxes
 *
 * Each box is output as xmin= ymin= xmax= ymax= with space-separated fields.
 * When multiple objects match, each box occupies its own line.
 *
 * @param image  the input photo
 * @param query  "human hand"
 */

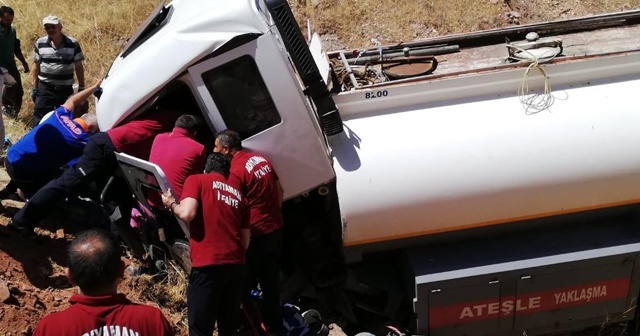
xmin=161 ymin=189 xmax=174 ymax=208
xmin=30 ymin=88 xmax=37 ymax=103
xmin=92 ymin=67 xmax=105 ymax=88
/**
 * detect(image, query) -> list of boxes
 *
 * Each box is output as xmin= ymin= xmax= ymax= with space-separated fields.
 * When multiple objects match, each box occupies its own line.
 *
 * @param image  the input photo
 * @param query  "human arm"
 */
xmin=13 ymin=38 xmax=29 ymax=73
xmin=32 ymin=41 xmax=40 ymax=88
xmin=61 ymin=75 xmax=102 ymax=112
xmin=29 ymin=62 xmax=40 ymax=102
xmin=75 ymin=61 xmax=85 ymax=91
xmin=162 ymin=190 xmax=198 ymax=224
xmin=74 ymin=42 xmax=85 ymax=90
xmin=30 ymin=61 xmax=39 ymax=83
xmin=241 ymin=229 xmax=250 ymax=250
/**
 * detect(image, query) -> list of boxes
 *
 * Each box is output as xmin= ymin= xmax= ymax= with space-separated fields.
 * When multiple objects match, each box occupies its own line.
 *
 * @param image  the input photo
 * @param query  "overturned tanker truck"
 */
xmin=95 ymin=0 xmax=640 ymax=335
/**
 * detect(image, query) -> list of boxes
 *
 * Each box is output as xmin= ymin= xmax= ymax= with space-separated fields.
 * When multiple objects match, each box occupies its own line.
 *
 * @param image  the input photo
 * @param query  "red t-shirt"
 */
xmin=106 ymin=110 xmax=181 ymax=160
xmin=149 ymin=127 xmax=206 ymax=200
xmin=33 ymin=293 xmax=173 ymax=336
xmin=229 ymin=150 xmax=283 ymax=236
xmin=181 ymin=172 xmax=249 ymax=267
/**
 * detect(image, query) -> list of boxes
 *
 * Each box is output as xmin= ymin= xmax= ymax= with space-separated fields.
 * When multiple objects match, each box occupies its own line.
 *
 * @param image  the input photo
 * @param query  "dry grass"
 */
xmin=291 ymin=0 xmax=640 ymax=50
xmin=1 ymin=0 xmax=158 ymax=138
xmin=292 ymin=0 xmax=501 ymax=48
xmin=121 ymin=261 xmax=189 ymax=335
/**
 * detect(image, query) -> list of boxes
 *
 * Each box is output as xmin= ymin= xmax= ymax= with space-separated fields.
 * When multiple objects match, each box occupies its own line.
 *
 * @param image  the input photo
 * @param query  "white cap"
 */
xmin=42 ymin=15 xmax=61 ymax=26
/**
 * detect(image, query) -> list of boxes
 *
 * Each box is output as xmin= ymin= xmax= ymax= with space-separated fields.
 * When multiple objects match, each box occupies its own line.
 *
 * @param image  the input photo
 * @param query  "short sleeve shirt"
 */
xmin=106 ymin=110 xmax=181 ymax=160
xmin=33 ymin=34 xmax=84 ymax=86
xmin=229 ymin=150 xmax=283 ymax=236
xmin=33 ymin=293 xmax=174 ymax=336
xmin=182 ymin=172 xmax=249 ymax=267
xmin=149 ymin=127 xmax=206 ymax=200
xmin=7 ymin=106 xmax=93 ymax=180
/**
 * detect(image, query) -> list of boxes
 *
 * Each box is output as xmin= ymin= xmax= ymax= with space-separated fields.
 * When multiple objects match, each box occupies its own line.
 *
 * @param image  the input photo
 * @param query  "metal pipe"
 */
xmin=347 ymin=45 xmax=459 ymax=65
xmin=352 ymin=43 xmax=450 ymax=58
xmin=339 ymin=52 xmax=360 ymax=89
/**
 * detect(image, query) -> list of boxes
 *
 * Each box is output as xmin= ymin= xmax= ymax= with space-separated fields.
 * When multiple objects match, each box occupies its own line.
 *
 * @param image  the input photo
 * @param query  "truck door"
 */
xmin=115 ymin=152 xmax=193 ymax=272
xmin=115 ymin=152 xmax=190 ymax=240
xmin=187 ymin=34 xmax=335 ymax=199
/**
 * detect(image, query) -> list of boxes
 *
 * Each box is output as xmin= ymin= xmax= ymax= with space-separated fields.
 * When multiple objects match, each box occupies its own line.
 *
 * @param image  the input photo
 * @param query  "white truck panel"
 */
xmin=97 ymin=0 xmax=266 ymax=129
xmin=333 ymin=55 xmax=640 ymax=246
xmin=187 ymin=35 xmax=334 ymax=200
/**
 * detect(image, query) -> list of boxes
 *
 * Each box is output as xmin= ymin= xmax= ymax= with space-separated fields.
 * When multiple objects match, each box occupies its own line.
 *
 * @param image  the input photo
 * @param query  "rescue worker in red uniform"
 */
xmin=33 ymin=228 xmax=174 ymax=335
xmin=163 ymin=152 xmax=250 ymax=336
xmin=149 ymin=114 xmax=206 ymax=200
xmin=214 ymin=129 xmax=284 ymax=333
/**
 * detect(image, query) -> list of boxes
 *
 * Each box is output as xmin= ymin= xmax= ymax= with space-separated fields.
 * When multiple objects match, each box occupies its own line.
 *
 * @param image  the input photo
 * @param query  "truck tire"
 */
xmin=170 ymin=239 xmax=191 ymax=274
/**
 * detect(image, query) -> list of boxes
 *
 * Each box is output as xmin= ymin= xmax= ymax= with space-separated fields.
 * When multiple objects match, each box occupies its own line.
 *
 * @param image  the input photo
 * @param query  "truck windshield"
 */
xmin=120 ymin=0 xmax=172 ymax=58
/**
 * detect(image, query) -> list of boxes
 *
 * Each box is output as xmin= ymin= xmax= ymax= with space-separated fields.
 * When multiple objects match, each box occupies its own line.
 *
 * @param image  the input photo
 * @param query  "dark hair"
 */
xmin=0 ymin=6 xmax=14 ymax=16
xmin=175 ymin=114 xmax=203 ymax=134
xmin=205 ymin=152 xmax=231 ymax=176
xmin=67 ymin=228 xmax=121 ymax=294
xmin=216 ymin=129 xmax=243 ymax=151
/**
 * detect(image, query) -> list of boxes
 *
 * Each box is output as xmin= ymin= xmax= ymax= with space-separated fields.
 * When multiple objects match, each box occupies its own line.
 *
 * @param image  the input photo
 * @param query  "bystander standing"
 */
xmin=31 ymin=14 xmax=84 ymax=126
xmin=0 ymin=6 xmax=29 ymax=117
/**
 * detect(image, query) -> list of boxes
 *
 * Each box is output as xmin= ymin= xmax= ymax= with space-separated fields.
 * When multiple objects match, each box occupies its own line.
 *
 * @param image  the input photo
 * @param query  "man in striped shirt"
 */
xmin=31 ymin=15 xmax=84 ymax=126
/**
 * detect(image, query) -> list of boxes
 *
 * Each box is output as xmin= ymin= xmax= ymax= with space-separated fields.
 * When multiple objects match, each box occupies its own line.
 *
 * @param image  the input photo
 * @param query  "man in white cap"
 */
xmin=31 ymin=14 xmax=84 ymax=126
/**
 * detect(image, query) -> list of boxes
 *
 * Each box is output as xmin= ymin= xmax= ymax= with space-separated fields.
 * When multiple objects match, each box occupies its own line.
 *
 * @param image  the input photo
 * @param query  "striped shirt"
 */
xmin=33 ymin=34 xmax=84 ymax=86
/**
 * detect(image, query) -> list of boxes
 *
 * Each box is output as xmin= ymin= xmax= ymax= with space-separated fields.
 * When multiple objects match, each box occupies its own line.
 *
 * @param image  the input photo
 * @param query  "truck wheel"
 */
xmin=170 ymin=239 xmax=191 ymax=274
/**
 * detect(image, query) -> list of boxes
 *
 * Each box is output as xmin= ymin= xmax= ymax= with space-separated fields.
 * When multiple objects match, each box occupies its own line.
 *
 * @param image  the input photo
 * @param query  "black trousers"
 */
xmin=188 ymin=264 xmax=245 ymax=336
xmin=245 ymin=228 xmax=283 ymax=332
xmin=33 ymin=81 xmax=73 ymax=126
xmin=2 ymin=64 xmax=23 ymax=114
xmin=11 ymin=132 xmax=118 ymax=229
xmin=4 ymin=160 xmax=56 ymax=199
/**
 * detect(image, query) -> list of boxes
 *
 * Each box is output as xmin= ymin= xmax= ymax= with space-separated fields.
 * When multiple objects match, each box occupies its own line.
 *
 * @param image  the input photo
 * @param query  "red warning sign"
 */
xmin=429 ymin=277 xmax=630 ymax=328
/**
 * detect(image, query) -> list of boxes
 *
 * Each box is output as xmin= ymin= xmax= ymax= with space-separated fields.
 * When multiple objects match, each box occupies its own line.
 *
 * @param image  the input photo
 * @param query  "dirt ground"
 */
xmin=0 ymin=164 xmax=188 ymax=335
xmin=0 ymin=1 xmax=639 ymax=335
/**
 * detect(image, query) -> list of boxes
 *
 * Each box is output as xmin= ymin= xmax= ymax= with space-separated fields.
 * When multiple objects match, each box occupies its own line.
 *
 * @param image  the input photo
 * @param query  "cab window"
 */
xmin=201 ymin=55 xmax=281 ymax=139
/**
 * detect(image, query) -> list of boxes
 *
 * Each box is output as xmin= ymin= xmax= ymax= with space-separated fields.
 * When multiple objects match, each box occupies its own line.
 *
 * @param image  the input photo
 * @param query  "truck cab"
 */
xmin=97 ymin=0 xmax=348 ymax=321
xmin=97 ymin=0 xmax=336 ymax=200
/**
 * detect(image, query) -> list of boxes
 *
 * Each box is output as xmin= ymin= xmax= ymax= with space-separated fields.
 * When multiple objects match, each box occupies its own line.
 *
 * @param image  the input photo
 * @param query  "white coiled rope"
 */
xmin=509 ymin=42 xmax=562 ymax=114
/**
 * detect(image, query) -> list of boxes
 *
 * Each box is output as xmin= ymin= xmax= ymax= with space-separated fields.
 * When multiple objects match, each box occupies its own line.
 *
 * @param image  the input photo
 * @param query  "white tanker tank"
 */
xmin=330 ymin=32 xmax=640 ymax=251
xmin=96 ymin=1 xmax=640 ymax=334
